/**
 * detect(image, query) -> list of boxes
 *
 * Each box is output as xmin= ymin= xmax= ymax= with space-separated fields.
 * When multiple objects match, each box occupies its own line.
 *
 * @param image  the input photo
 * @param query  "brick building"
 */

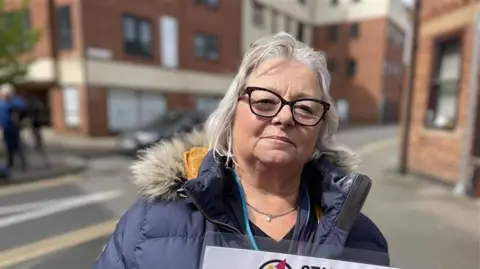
xmin=4 ymin=0 xmax=241 ymax=137
xmin=244 ymin=0 xmax=411 ymax=124
xmin=5 ymin=0 xmax=411 ymax=137
xmin=401 ymin=0 xmax=480 ymax=196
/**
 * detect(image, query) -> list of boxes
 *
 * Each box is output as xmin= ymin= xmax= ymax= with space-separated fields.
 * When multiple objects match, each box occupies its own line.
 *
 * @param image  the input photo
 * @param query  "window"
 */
xmin=252 ymin=1 xmax=264 ymax=27
xmin=395 ymin=31 xmax=405 ymax=46
xmin=63 ymin=87 xmax=80 ymax=127
xmin=58 ymin=6 xmax=73 ymax=49
xmin=388 ymin=21 xmax=404 ymax=47
xmin=346 ymin=59 xmax=357 ymax=76
xmin=383 ymin=61 xmax=389 ymax=76
xmin=330 ymin=0 xmax=339 ymax=5
xmin=425 ymin=38 xmax=462 ymax=129
xmin=327 ymin=25 xmax=338 ymax=41
xmin=122 ymin=15 xmax=152 ymax=56
xmin=271 ymin=10 xmax=278 ymax=33
xmin=196 ymin=0 xmax=218 ymax=8
xmin=160 ymin=16 xmax=179 ymax=68
xmin=327 ymin=59 xmax=336 ymax=73
xmin=194 ymin=33 xmax=219 ymax=61
xmin=349 ymin=23 xmax=359 ymax=39
xmin=1 ymin=10 xmax=32 ymax=51
xmin=297 ymin=22 xmax=304 ymax=42
xmin=285 ymin=17 xmax=291 ymax=33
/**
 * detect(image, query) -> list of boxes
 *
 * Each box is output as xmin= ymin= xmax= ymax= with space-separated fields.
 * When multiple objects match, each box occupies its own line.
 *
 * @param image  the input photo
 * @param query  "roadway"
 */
xmin=0 ymin=125 xmax=399 ymax=269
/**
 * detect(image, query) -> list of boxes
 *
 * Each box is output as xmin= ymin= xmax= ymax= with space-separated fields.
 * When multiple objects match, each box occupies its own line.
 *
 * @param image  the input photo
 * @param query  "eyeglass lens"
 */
xmin=249 ymin=89 xmax=325 ymax=125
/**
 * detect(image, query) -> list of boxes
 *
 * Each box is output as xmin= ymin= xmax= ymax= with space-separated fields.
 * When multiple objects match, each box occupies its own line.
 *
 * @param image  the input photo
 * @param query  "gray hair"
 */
xmin=0 ymin=83 xmax=15 ymax=96
xmin=204 ymin=32 xmax=360 ymax=172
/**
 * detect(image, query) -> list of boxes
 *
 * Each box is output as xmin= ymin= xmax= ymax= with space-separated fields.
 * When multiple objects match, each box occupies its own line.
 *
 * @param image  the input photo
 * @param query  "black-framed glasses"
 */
xmin=242 ymin=87 xmax=330 ymax=126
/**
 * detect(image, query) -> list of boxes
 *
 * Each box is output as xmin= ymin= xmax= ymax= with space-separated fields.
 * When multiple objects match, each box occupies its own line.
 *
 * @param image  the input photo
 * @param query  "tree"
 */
xmin=0 ymin=0 xmax=41 ymax=85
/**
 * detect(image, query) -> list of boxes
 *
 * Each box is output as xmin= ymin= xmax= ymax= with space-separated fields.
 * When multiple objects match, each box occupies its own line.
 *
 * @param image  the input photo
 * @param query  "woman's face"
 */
xmin=232 ymin=58 xmax=323 ymax=167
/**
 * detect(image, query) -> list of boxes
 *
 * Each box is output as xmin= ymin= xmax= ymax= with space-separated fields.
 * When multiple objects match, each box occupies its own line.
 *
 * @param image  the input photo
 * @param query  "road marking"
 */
xmin=356 ymin=137 xmax=397 ymax=155
xmin=0 ymin=174 xmax=81 ymax=198
xmin=0 ymin=218 xmax=119 ymax=268
xmin=0 ymin=135 xmax=399 ymax=266
xmin=0 ymin=199 xmax=60 ymax=216
xmin=0 ymin=190 xmax=123 ymax=229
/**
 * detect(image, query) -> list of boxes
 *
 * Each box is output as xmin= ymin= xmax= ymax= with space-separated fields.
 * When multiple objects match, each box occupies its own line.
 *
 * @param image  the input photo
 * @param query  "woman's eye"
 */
xmin=253 ymin=98 xmax=276 ymax=104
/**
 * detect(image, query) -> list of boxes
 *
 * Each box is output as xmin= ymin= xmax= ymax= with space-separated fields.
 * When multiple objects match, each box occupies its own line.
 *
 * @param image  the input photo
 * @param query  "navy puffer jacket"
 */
xmin=94 ymin=130 xmax=389 ymax=269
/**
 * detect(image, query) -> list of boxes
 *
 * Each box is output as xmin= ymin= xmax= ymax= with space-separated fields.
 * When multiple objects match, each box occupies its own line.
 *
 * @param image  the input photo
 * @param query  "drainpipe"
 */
xmin=455 ymin=11 xmax=480 ymax=196
xmin=399 ymin=0 xmax=421 ymax=174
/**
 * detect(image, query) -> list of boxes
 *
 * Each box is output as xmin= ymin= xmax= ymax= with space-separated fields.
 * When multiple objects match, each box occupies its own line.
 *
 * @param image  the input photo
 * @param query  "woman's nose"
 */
xmin=272 ymin=105 xmax=295 ymax=127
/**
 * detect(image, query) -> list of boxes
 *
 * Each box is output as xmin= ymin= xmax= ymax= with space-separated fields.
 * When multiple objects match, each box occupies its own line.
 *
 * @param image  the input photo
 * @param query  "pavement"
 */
xmin=0 ymin=150 xmax=86 ymax=185
xmin=360 ymin=140 xmax=480 ymax=269
xmin=0 ymin=125 xmax=478 ymax=269
xmin=21 ymin=128 xmax=119 ymax=158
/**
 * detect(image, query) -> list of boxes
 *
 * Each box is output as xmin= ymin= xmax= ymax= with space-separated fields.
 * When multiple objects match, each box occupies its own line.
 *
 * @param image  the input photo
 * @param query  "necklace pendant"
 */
xmin=266 ymin=215 xmax=272 ymax=222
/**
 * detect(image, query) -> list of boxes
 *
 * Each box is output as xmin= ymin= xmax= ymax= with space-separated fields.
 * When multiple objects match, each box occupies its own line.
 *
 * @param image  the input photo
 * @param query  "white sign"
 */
xmin=87 ymin=47 xmax=113 ymax=60
xmin=202 ymin=246 xmax=397 ymax=269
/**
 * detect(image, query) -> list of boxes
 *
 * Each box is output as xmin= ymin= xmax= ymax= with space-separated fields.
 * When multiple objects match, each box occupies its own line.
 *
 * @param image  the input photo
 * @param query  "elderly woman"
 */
xmin=95 ymin=32 xmax=389 ymax=269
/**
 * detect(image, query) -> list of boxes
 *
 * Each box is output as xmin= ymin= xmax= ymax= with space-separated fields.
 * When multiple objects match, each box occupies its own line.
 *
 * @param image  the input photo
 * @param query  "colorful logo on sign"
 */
xmin=258 ymin=259 xmax=292 ymax=269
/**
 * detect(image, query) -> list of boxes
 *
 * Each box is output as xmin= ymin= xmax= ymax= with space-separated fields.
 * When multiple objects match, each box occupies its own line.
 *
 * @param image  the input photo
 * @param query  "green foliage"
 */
xmin=0 ymin=0 xmax=41 ymax=85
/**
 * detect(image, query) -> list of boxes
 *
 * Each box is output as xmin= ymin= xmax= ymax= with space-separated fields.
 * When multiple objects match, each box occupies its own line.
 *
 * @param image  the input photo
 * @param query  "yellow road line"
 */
xmin=0 ymin=174 xmax=81 ymax=198
xmin=356 ymin=137 xmax=397 ymax=155
xmin=0 ymin=218 xmax=119 ymax=268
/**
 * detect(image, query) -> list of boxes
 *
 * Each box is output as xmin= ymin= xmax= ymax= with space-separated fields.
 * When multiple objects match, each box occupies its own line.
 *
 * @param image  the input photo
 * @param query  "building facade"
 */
xmin=5 ymin=0 xmax=410 ymax=137
xmin=5 ymin=0 xmax=241 ymax=136
xmin=243 ymin=0 xmax=411 ymax=124
xmin=401 ymin=0 xmax=480 ymax=197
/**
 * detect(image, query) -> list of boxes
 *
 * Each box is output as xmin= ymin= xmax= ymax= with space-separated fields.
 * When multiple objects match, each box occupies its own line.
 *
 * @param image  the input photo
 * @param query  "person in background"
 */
xmin=26 ymin=96 xmax=50 ymax=167
xmin=0 ymin=83 xmax=27 ymax=172
xmin=95 ymin=32 xmax=389 ymax=269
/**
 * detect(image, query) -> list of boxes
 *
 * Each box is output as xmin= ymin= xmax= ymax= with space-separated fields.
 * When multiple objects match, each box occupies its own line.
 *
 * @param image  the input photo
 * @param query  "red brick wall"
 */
xmin=166 ymin=92 xmax=196 ymax=110
xmin=72 ymin=0 xmax=242 ymax=136
xmin=11 ymin=0 xmax=241 ymax=137
xmin=80 ymin=0 xmax=242 ymax=73
xmin=313 ymin=17 xmax=392 ymax=123
xmin=84 ymin=86 xmax=109 ymax=136
xmin=406 ymin=1 xmax=475 ymax=183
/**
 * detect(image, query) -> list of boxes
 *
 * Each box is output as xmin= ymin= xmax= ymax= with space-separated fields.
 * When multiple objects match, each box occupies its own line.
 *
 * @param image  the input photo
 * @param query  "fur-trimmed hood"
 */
xmin=131 ymin=129 xmax=355 ymax=201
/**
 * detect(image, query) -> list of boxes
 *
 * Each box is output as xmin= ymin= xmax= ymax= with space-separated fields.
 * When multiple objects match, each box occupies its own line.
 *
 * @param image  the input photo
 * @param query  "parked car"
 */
xmin=117 ymin=110 xmax=207 ymax=155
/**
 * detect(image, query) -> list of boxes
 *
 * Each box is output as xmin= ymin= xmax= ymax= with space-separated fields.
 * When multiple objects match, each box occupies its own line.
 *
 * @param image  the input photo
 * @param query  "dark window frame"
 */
xmin=58 ymin=5 xmax=73 ymax=50
xmin=194 ymin=32 xmax=219 ymax=61
xmin=195 ymin=0 xmax=219 ymax=9
xmin=349 ymin=23 xmax=359 ymax=39
xmin=346 ymin=59 xmax=357 ymax=77
xmin=296 ymin=21 xmax=304 ymax=42
xmin=252 ymin=0 xmax=265 ymax=27
xmin=327 ymin=59 xmax=336 ymax=73
xmin=327 ymin=25 xmax=339 ymax=42
xmin=424 ymin=32 xmax=464 ymax=131
xmin=122 ymin=14 xmax=153 ymax=57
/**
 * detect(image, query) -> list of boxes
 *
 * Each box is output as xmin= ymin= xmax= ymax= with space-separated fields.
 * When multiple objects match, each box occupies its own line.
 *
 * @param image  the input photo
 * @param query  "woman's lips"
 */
xmin=264 ymin=136 xmax=295 ymax=146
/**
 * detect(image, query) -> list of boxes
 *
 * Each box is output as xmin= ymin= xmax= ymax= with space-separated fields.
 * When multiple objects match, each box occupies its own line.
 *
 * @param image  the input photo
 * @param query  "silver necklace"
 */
xmin=246 ymin=202 xmax=297 ymax=222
